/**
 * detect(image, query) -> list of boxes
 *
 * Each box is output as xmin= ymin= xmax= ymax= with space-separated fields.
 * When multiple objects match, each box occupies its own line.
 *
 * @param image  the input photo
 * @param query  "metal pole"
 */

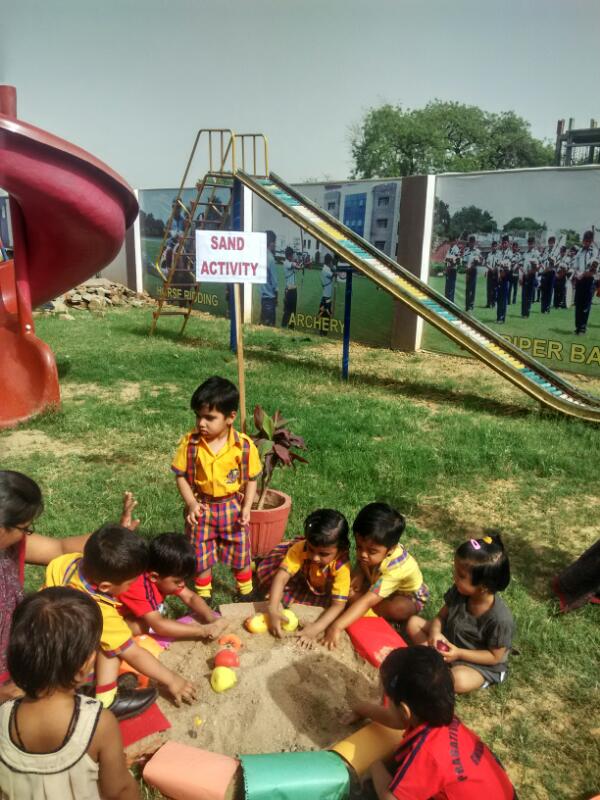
xmin=342 ymin=270 xmax=353 ymax=381
xmin=229 ymin=178 xmax=243 ymax=352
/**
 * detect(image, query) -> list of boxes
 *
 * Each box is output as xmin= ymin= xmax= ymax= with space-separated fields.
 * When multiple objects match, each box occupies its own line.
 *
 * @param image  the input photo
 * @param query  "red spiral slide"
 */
xmin=0 ymin=85 xmax=138 ymax=428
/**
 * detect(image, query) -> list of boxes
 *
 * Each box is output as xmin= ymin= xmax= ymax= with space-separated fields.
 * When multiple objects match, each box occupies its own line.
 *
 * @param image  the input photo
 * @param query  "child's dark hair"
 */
xmin=0 ymin=470 xmax=44 ymax=529
xmin=455 ymin=533 xmax=510 ymax=592
xmin=352 ymin=502 xmax=405 ymax=548
xmin=190 ymin=376 xmax=239 ymax=416
xmin=304 ymin=509 xmax=349 ymax=552
xmin=82 ymin=524 xmax=148 ymax=585
xmin=149 ymin=533 xmax=196 ymax=579
xmin=381 ymin=646 xmax=454 ymax=727
xmin=8 ymin=587 xmax=102 ymax=698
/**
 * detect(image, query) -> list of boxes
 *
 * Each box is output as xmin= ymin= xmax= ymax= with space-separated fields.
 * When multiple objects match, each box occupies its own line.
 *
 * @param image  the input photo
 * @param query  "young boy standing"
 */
xmin=172 ymin=376 xmax=262 ymax=602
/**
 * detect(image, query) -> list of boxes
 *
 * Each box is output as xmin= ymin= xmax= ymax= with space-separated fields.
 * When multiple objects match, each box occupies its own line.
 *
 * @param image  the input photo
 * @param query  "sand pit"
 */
xmin=156 ymin=603 xmax=380 ymax=757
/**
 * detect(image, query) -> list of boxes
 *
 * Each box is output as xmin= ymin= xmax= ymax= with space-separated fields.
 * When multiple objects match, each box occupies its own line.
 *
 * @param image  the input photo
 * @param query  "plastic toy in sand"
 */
xmin=436 ymin=640 xmax=450 ymax=653
xmin=210 ymin=666 xmax=237 ymax=693
xmin=218 ymin=633 xmax=242 ymax=650
xmin=214 ymin=649 xmax=240 ymax=668
xmin=245 ymin=609 xmax=299 ymax=634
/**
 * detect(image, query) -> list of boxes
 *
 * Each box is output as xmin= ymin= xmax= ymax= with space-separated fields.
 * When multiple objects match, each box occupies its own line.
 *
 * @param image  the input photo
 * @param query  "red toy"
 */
xmin=436 ymin=640 xmax=450 ymax=653
xmin=0 ymin=85 xmax=137 ymax=428
xmin=214 ymin=648 xmax=240 ymax=668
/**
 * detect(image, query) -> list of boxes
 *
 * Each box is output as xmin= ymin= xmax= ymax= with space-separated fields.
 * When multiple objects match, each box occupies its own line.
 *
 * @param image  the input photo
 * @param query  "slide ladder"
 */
xmin=237 ymin=170 xmax=600 ymax=423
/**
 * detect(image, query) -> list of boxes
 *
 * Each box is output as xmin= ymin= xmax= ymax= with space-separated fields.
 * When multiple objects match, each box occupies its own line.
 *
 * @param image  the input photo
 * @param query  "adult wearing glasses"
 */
xmin=0 ymin=470 xmax=137 ymax=701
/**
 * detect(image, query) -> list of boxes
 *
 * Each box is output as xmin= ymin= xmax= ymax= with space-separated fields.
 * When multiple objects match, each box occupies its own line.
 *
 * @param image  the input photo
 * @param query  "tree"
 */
xmin=350 ymin=100 xmax=554 ymax=178
xmin=448 ymin=206 xmax=498 ymax=240
xmin=502 ymin=216 xmax=546 ymax=233
xmin=433 ymin=198 xmax=451 ymax=240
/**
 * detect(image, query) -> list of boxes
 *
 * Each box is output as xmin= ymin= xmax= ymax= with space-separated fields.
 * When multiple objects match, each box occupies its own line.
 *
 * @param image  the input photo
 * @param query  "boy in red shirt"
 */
xmin=118 ymin=533 xmax=228 ymax=641
xmin=350 ymin=646 xmax=517 ymax=799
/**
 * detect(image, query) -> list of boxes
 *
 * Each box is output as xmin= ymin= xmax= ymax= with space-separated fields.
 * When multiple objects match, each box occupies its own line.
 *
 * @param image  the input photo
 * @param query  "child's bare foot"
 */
xmin=120 ymin=491 xmax=139 ymax=531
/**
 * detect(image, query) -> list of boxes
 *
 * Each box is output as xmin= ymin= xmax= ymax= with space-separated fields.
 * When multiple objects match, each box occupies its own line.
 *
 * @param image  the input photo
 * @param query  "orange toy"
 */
xmin=218 ymin=633 xmax=242 ymax=650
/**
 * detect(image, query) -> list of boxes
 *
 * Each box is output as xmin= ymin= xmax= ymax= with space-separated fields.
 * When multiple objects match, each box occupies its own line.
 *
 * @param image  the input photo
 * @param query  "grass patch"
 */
xmin=4 ymin=307 xmax=600 ymax=799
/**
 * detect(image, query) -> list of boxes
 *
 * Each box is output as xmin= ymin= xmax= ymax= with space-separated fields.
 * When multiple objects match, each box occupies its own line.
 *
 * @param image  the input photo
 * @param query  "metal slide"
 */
xmin=238 ymin=170 xmax=600 ymax=423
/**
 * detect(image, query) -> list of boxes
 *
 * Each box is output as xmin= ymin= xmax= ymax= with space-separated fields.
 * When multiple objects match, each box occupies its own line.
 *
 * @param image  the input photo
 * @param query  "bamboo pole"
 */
xmin=233 ymin=283 xmax=246 ymax=432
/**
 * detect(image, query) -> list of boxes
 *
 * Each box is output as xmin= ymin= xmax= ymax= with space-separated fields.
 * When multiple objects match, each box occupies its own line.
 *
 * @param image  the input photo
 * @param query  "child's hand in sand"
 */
xmin=267 ymin=609 xmax=287 ymax=638
xmin=339 ymin=700 xmax=372 ymax=725
xmin=198 ymin=617 xmax=229 ymax=640
xmin=120 ymin=491 xmax=139 ymax=531
xmin=295 ymin=624 xmax=319 ymax=649
xmin=321 ymin=625 xmax=342 ymax=650
xmin=165 ymin=674 xmax=197 ymax=707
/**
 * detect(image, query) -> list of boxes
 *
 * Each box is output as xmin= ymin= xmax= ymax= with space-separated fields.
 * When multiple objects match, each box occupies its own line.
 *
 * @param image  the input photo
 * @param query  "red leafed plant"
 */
xmin=251 ymin=406 xmax=308 ymax=509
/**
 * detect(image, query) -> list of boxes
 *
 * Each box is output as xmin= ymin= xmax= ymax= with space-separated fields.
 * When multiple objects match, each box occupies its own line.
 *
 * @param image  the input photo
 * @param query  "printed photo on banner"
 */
xmin=138 ymin=188 xmax=230 ymax=317
xmin=251 ymin=179 xmax=402 ymax=345
xmin=425 ymin=167 xmax=600 ymax=376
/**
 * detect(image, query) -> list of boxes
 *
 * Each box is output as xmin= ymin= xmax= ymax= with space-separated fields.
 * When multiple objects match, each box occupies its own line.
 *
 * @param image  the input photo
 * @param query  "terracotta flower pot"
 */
xmin=249 ymin=489 xmax=291 ymax=558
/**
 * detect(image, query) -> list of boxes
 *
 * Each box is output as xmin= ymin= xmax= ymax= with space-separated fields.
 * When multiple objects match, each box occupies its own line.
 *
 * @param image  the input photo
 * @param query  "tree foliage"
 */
xmin=503 ymin=216 xmax=546 ymax=233
xmin=351 ymin=100 xmax=555 ymax=178
xmin=448 ymin=206 xmax=498 ymax=240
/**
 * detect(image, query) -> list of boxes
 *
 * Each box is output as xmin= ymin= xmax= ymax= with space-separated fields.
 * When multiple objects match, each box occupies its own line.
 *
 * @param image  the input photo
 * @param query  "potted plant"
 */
xmin=249 ymin=405 xmax=307 ymax=558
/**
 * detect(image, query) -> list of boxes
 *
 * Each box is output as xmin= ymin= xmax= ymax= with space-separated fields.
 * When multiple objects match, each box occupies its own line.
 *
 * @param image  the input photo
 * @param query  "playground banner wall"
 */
xmin=425 ymin=167 xmax=600 ymax=376
xmin=251 ymin=179 xmax=402 ymax=347
xmin=138 ymin=188 xmax=230 ymax=317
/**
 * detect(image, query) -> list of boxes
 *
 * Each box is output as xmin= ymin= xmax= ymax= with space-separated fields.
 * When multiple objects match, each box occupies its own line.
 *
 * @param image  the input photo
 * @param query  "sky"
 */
xmin=2 ymin=0 xmax=600 ymax=190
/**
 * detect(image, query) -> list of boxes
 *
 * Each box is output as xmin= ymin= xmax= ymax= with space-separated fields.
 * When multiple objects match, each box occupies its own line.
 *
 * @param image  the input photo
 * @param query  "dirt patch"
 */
xmin=157 ymin=604 xmax=379 ymax=757
xmin=0 ymin=429 xmax=82 ymax=458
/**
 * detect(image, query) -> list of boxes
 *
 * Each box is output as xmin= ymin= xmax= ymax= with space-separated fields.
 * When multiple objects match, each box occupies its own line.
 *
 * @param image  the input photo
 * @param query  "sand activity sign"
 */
xmin=195 ymin=231 xmax=267 ymax=283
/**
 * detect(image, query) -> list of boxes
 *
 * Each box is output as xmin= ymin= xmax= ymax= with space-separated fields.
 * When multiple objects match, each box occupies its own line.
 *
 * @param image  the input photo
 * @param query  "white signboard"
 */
xmin=195 ymin=231 xmax=267 ymax=283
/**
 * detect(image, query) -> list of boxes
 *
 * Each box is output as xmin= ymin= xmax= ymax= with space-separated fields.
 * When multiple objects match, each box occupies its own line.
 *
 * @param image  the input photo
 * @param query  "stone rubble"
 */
xmin=37 ymin=278 xmax=153 ymax=315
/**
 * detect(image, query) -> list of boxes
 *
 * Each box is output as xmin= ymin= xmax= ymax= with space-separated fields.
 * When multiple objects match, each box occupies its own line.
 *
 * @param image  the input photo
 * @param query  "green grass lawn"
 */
xmin=6 ymin=308 xmax=599 ymax=799
xmin=424 ymin=274 xmax=600 ymax=377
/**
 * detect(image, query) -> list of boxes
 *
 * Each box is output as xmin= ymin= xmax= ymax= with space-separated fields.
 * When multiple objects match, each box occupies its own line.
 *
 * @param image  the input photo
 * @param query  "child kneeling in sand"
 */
xmin=0 ymin=587 xmax=139 ymax=800
xmin=118 ymin=532 xmax=228 ymax=641
xmin=350 ymin=646 xmax=516 ymax=799
xmin=257 ymin=509 xmax=351 ymax=646
xmin=322 ymin=503 xmax=429 ymax=648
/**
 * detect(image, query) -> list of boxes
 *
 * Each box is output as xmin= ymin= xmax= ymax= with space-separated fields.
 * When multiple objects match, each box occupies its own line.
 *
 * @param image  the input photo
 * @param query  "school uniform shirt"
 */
xmin=509 ymin=251 xmax=523 ymax=275
xmin=280 ymin=539 xmax=351 ymax=602
xmin=283 ymin=258 xmax=298 ymax=289
xmin=117 ymin=573 xmax=184 ymax=619
xmin=261 ymin=249 xmax=278 ymax=299
xmin=44 ymin=554 xmax=133 ymax=657
xmin=171 ymin=427 xmax=262 ymax=498
xmin=446 ymin=244 xmax=461 ymax=265
xmin=462 ymin=247 xmax=481 ymax=269
xmin=443 ymin=586 xmax=514 ymax=676
xmin=321 ymin=265 xmax=334 ymax=299
xmin=485 ymin=250 xmax=501 ymax=272
xmin=572 ymin=245 xmax=598 ymax=276
xmin=522 ymin=248 xmax=540 ymax=273
xmin=389 ymin=718 xmax=516 ymax=799
xmin=366 ymin=544 xmax=424 ymax=598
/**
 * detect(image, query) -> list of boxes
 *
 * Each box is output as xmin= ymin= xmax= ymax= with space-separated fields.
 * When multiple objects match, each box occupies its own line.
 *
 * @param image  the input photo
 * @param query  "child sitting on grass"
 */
xmin=351 ymin=646 xmax=516 ymax=799
xmin=172 ymin=376 xmax=262 ymax=603
xmin=256 ymin=509 xmax=351 ymax=645
xmin=406 ymin=534 xmax=514 ymax=694
xmin=45 ymin=524 xmax=196 ymax=718
xmin=322 ymin=503 xmax=429 ymax=648
xmin=0 ymin=587 xmax=139 ymax=800
xmin=118 ymin=532 xmax=228 ymax=641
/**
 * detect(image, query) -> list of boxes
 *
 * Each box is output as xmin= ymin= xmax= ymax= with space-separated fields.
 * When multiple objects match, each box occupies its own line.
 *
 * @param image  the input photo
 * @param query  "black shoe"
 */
xmin=233 ymin=587 xmax=261 ymax=603
xmin=108 ymin=687 xmax=158 ymax=721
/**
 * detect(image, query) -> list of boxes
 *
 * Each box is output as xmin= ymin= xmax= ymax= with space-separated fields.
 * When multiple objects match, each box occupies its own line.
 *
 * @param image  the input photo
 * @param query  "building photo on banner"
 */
xmin=425 ymin=166 xmax=600 ymax=376
xmin=251 ymin=178 xmax=402 ymax=347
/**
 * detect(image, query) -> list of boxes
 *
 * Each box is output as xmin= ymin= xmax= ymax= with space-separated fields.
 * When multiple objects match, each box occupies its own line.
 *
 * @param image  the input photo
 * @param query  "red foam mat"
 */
xmin=119 ymin=703 xmax=171 ymax=748
xmin=347 ymin=616 xmax=407 ymax=667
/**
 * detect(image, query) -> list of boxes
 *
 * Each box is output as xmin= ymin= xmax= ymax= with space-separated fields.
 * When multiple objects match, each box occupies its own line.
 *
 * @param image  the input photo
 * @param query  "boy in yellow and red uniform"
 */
xmin=172 ymin=376 xmax=262 ymax=602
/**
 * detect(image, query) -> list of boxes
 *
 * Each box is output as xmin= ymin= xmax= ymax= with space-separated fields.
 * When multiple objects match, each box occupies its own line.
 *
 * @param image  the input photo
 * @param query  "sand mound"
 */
xmin=157 ymin=604 xmax=379 ymax=756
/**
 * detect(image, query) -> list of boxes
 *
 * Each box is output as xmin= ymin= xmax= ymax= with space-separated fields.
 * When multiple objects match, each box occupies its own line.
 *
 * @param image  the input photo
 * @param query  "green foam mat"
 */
xmin=239 ymin=751 xmax=350 ymax=800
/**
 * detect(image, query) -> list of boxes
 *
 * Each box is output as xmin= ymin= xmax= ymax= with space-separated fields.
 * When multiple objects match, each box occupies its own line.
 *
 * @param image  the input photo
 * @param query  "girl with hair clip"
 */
xmin=256 ymin=509 xmax=351 ymax=647
xmin=406 ymin=534 xmax=514 ymax=694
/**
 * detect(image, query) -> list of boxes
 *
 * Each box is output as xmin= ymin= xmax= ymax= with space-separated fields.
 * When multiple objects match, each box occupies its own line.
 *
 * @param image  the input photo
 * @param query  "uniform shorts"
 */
xmin=185 ymin=493 xmax=251 ymax=572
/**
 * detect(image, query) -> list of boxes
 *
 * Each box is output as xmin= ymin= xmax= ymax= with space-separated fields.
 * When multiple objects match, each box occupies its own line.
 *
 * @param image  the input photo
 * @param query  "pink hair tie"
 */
xmin=470 ymin=539 xmax=481 ymax=550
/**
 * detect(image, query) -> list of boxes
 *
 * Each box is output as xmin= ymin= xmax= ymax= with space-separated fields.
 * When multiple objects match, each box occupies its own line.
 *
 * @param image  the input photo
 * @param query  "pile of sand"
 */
xmin=157 ymin=603 xmax=379 ymax=757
